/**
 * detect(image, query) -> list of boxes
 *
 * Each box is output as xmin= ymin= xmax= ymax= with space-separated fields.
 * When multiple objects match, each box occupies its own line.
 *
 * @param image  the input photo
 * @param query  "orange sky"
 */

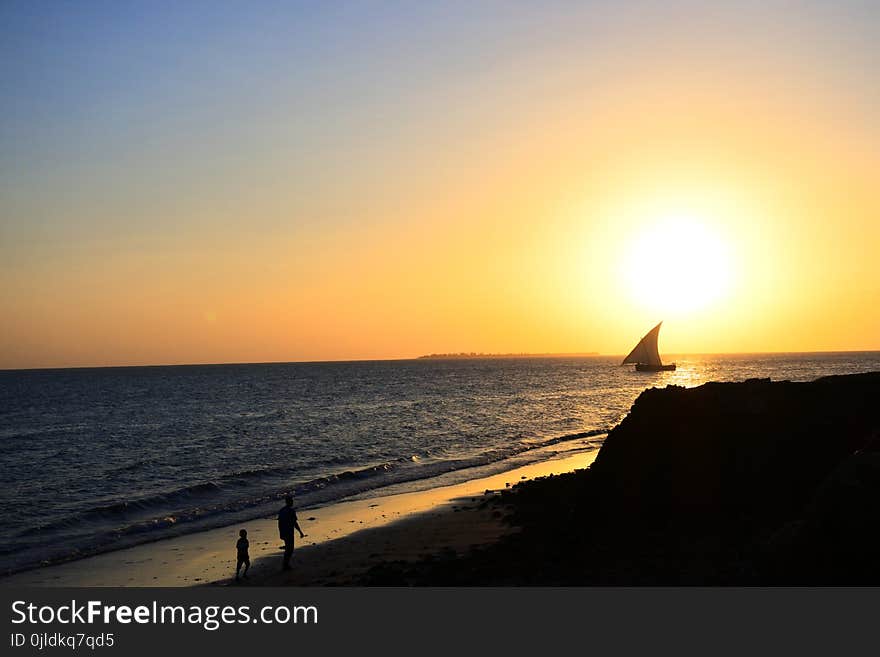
xmin=2 ymin=3 xmax=878 ymax=368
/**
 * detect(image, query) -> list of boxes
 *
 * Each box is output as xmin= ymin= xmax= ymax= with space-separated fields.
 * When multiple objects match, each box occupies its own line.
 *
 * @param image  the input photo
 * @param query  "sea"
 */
xmin=2 ymin=352 xmax=879 ymax=576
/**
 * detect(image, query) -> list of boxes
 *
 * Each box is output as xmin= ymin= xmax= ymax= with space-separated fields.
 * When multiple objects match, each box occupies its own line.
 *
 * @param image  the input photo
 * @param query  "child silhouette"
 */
xmin=235 ymin=529 xmax=250 ymax=580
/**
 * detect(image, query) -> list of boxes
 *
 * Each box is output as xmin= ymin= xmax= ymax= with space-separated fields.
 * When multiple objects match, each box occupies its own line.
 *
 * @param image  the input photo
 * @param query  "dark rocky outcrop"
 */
xmin=591 ymin=374 xmax=879 ymax=530
xmin=361 ymin=372 xmax=880 ymax=584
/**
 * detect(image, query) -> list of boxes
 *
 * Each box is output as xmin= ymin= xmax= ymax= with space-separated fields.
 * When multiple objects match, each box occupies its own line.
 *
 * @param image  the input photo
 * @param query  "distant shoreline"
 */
xmin=4 ymin=349 xmax=880 ymax=372
xmin=416 ymin=352 xmax=600 ymax=360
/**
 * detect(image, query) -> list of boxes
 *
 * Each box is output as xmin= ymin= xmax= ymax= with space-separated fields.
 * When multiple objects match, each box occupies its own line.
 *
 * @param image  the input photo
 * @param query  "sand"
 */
xmin=1 ymin=450 xmax=597 ymax=587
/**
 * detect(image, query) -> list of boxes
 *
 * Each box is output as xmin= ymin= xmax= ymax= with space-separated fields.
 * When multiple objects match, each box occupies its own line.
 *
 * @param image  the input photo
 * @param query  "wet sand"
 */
xmin=2 ymin=451 xmax=596 ymax=587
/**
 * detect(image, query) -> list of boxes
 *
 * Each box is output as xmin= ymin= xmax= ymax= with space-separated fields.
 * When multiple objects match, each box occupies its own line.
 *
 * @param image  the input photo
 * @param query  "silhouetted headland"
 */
xmin=360 ymin=372 xmax=880 ymax=584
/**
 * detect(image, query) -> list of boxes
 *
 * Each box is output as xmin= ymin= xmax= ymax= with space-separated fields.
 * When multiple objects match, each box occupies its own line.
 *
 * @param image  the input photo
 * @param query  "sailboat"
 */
xmin=622 ymin=321 xmax=676 ymax=372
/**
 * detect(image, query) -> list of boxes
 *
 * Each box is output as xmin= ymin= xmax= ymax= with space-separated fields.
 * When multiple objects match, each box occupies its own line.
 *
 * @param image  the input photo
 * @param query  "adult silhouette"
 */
xmin=278 ymin=494 xmax=305 ymax=571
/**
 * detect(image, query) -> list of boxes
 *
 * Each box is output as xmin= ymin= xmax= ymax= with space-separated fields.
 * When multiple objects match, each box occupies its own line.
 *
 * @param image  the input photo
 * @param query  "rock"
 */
xmin=590 ymin=372 xmax=880 ymax=533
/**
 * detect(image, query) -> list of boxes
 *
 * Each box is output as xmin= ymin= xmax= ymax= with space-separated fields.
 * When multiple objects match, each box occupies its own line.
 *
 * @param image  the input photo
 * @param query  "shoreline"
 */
xmin=0 ymin=429 xmax=604 ymax=580
xmin=1 ymin=450 xmax=596 ymax=587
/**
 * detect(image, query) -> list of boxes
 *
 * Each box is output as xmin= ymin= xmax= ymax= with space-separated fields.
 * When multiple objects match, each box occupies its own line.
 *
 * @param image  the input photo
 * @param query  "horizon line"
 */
xmin=3 ymin=349 xmax=880 ymax=373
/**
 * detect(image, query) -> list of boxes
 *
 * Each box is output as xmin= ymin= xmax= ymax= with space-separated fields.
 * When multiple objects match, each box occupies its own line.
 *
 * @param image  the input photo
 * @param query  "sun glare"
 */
xmin=622 ymin=214 xmax=733 ymax=315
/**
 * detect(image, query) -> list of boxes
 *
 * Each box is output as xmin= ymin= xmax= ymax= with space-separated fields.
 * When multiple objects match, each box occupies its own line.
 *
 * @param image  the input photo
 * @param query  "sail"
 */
xmin=621 ymin=322 xmax=663 ymax=366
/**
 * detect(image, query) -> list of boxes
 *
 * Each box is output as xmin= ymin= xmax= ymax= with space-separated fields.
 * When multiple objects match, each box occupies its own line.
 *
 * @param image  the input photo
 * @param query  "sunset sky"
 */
xmin=2 ymin=1 xmax=878 ymax=369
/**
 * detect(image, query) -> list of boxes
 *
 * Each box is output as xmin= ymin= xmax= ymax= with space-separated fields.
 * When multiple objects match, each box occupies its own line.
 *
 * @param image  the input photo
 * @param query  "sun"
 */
xmin=622 ymin=213 xmax=733 ymax=315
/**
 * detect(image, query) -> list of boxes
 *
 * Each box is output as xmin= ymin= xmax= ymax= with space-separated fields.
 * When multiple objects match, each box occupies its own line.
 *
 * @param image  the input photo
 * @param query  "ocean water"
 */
xmin=1 ymin=352 xmax=878 ymax=576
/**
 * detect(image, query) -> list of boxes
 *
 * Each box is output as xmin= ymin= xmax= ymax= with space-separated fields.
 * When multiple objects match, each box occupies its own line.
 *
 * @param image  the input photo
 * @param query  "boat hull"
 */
xmin=635 ymin=363 xmax=676 ymax=372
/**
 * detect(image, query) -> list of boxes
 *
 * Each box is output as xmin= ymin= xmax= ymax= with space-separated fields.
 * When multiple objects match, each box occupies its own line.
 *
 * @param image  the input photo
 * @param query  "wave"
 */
xmin=0 ymin=423 xmax=90 ymax=443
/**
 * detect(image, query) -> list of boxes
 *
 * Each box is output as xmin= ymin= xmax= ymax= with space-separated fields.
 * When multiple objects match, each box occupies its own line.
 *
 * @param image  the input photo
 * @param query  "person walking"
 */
xmin=278 ymin=494 xmax=305 ymax=571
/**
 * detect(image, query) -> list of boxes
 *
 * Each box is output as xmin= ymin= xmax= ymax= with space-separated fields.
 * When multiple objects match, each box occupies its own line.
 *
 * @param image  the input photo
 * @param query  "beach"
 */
xmin=1 ymin=451 xmax=594 ymax=587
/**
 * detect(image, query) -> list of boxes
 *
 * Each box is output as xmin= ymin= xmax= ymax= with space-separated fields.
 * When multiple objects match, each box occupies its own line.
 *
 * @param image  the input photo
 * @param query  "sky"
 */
xmin=2 ymin=1 xmax=879 ymax=368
